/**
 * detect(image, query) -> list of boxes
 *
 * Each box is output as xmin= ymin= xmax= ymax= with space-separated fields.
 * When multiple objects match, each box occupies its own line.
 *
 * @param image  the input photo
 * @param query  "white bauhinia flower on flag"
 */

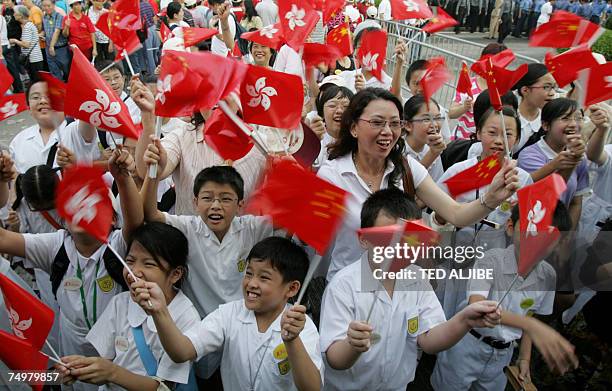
xmin=156 ymin=75 xmax=172 ymax=104
xmin=526 ymin=200 xmax=546 ymax=236
xmin=403 ymin=0 xmax=419 ymax=12
xmin=361 ymin=52 xmax=379 ymax=71
xmin=79 ymin=89 xmax=121 ymax=129
xmin=0 ymin=100 xmax=18 ymax=118
xmin=8 ymin=307 xmax=32 ymax=340
xmin=66 ymin=186 xmax=103 ymax=225
xmin=246 ymin=77 xmax=278 ymax=111
xmin=285 ymin=4 xmax=306 ymax=30
xmin=606 ymin=75 xmax=612 ymax=89
xmin=260 ymin=25 xmax=279 ymax=38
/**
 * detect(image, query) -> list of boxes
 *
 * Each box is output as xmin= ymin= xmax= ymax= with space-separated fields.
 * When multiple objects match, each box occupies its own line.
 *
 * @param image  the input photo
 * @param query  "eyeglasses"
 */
xmin=358 ymin=118 xmax=406 ymax=131
xmin=409 ymin=116 xmax=445 ymax=125
xmin=323 ymin=102 xmax=350 ymax=112
xmin=200 ymin=196 xmax=238 ymax=206
xmin=529 ymin=84 xmax=557 ymax=92
xmin=558 ymin=114 xmax=586 ymax=123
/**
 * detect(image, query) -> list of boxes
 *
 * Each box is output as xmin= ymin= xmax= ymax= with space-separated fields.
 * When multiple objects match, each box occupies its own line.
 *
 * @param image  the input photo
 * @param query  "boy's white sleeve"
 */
xmin=163 ymin=213 xmax=196 ymax=235
xmin=467 ymin=255 xmax=496 ymax=300
xmin=300 ymin=317 xmax=324 ymax=373
xmin=535 ymin=264 xmax=557 ymax=316
xmin=245 ymin=215 xmax=275 ymax=240
xmin=415 ymin=282 xmax=447 ymax=336
xmin=157 ymin=306 xmax=201 ymax=384
xmin=318 ymin=277 xmax=353 ymax=353
xmin=23 ymin=231 xmax=65 ymax=274
xmin=86 ymin=295 xmax=119 ymax=359
xmin=109 ymin=230 xmax=128 ymax=257
xmin=184 ymin=306 xmax=226 ymax=361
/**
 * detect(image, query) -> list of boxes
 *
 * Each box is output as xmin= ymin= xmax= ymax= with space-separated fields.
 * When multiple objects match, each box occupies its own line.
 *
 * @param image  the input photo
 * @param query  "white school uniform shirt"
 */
xmin=468 ymin=245 xmax=555 ymax=342
xmin=339 ymin=69 xmax=393 ymax=93
xmin=184 ymin=299 xmax=323 ymax=391
xmin=319 ymin=256 xmax=446 ymax=391
xmin=436 ymin=156 xmax=533 ymax=249
xmin=163 ymin=213 xmax=274 ymax=317
xmin=273 ymin=45 xmax=305 ymax=79
xmin=23 ymin=230 xmax=126 ymax=358
xmin=579 ymin=144 xmax=612 ymax=242
xmin=317 ymin=154 xmax=429 ymax=280
xmin=517 ymin=112 xmax=541 ymax=152
xmin=404 ymin=141 xmax=444 ymax=182
xmin=87 ymin=291 xmax=200 ymax=390
xmin=313 ymin=132 xmax=336 ymax=170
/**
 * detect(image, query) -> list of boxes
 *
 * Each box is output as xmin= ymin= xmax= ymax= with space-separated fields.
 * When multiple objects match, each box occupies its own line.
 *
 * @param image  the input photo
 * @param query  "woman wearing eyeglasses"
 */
xmin=317 ymin=88 xmax=521 ymax=281
xmin=512 ymin=63 xmax=557 ymax=153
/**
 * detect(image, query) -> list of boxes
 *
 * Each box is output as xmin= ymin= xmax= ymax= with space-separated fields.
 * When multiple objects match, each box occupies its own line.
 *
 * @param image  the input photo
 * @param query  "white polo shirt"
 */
xmin=184 ymin=299 xmax=323 ymax=391
xmin=163 ymin=213 xmax=274 ymax=317
xmin=319 ymin=256 xmax=446 ymax=391
xmin=467 ymin=245 xmax=556 ymax=342
xmin=87 ymin=291 xmax=200 ymax=390
xmin=273 ymin=45 xmax=305 ymax=79
xmin=317 ymin=154 xmax=428 ymax=280
xmin=23 ymin=230 xmax=127 ymax=357
xmin=404 ymin=142 xmax=444 ymax=182
xmin=517 ymin=112 xmax=541 ymax=152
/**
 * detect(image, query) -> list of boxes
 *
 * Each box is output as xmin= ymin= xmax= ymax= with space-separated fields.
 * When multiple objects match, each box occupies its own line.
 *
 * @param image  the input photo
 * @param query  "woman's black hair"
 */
xmin=528 ymin=98 xmax=579 ymax=142
xmin=18 ymin=165 xmax=60 ymax=211
xmin=190 ymin=111 xmax=205 ymax=130
xmin=328 ymin=88 xmax=406 ymax=187
xmin=473 ymin=89 xmax=519 ymax=138
xmin=480 ymin=43 xmax=507 ymax=57
xmin=167 ymin=1 xmax=182 ymax=20
xmin=513 ymin=63 xmax=549 ymax=97
xmin=476 ymin=105 xmax=522 ymax=141
xmin=402 ymin=94 xmax=440 ymax=121
xmin=127 ymin=222 xmax=189 ymax=288
xmin=243 ymin=0 xmax=258 ymax=20
xmin=315 ymin=85 xmax=354 ymax=117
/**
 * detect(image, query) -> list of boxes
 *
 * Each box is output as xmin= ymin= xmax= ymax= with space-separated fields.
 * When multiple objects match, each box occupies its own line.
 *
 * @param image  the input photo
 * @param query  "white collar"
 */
xmin=235 ymin=299 xmax=286 ymax=333
xmin=336 ymin=153 xmax=396 ymax=179
xmin=127 ymin=290 xmax=191 ymax=331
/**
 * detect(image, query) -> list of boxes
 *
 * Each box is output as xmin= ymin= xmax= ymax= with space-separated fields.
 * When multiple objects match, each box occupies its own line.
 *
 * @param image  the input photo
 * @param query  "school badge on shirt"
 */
xmin=277 ymin=359 xmax=291 ymax=375
xmin=407 ymin=316 xmax=419 ymax=334
xmin=97 ymin=275 xmax=115 ymax=293
xmin=237 ymin=259 xmax=247 ymax=273
xmin=273 ymin=343 xmax=287 ymax=360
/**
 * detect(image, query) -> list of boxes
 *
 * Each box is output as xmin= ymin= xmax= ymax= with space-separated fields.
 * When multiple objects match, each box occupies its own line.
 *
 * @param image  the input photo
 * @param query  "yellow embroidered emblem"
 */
xmin=273 ymin=343 xmax=287 ymax=360
xmin=97 ymin=275 xmax=115 ymax=293
xmin=277 ymin=358 xmax=291 ymax=375
xmin=237 ymin=259 xmax=247 ymax=273
xmin=407 ymin=316 xmax=419 ymax=334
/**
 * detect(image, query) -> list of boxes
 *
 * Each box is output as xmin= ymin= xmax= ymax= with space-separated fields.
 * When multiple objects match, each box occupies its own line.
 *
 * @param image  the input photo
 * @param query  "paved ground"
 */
xmin=449 ymin=31 xmax=549 ymax=61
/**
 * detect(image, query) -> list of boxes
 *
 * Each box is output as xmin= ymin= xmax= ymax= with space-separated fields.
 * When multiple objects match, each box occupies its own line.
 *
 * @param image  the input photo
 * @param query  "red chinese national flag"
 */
xmin=240 ymin=65 xmax=304 ymax=129
xmin=419 ymin=57 xmax=451 ymax=105
xmin=160 ymin=22 xmax=173 ymax=43
xmin=327 ymin=21 xmax=353 ymax=57
xmin=0 ymin=62 xmax=13 ymax=95
xmin=391 ymin=0 xmax=433 ymax=20
xmin=37 ymin=72 xmax=66 ymax=112
xmin=241 ymin=23 xmax=285 ymax=51
xmin=302 ymin=43 xmax=343 ymax=68
xmin=443 ymin=154 xmax=502 ymax=198
xmin=182 ymin=27 xmax=218 ymax=48
xmin=65 ymin=47 xmax=140 ymax=139
xmin=56 ymin=165 xmax=113 ymax=243
xmin=472 ymin=57 xmax=527 ymax=111
xmin=529 ymin=11 xmax=604 ymax=48
xmin=155 ymin=51 xmax=204 ymax=117
xmin=422 ymin=7 xmax=458 ymax=34
xmin=357 ymin=29 xmax=387 ymax=81
xmin=245 ymin=160 xmax=348 ymax=254
xmin=96 ymin=13 xmax=142 ymax=61
xmin=323 ymin=0 xmax=345 ymax=23
xmin=0 ymin=273 xmax=54 ymax=351
xmin=472 ymin=48 xmax=515 ymax=76
xmin=545 ymin=45 xmax=599 ymax=88
xmin=578 ymin=61 xmax=612 ymax=108
xmin=456 ymin=61 xmax=473 ymax=98
xmin=517 ymin=173 xmax=566 ymax=277
xmin=108 ymin=0 xmax=142 ymax=30
xmin=0 ymin=93 xmax=27 ymax=121
xmin=278 ymin=0 xmax=320 ymax=51
xmin=204 ymin=109 xmax=254 ymax=161
xmin=0 ymin=331 xmax=48 ymax=391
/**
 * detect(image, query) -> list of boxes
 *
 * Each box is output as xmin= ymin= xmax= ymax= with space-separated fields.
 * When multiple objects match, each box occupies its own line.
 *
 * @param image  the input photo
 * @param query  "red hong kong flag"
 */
xmin=327 ymin=21 xmax=353 ymax=57
xmin=108 ymin=0 xmax=142 ymax=30
xmin=357 ymin=29 xmax=387 ymax=81
xmin=323 ymin=0 xmax=345 ymax=23
xmin=56 ymin=165 xmax=113 ymax=243
xmin=190 ymin=52 xmax=247 ymax=110
xmin=456 ymin=61 xmax=473 ymax=98
xmin=37 ymin=72 xmax=66 ymax=112
xmin=0 ymin=93 xmax=27 ymax=121
xmin=517 ymin=173 xmax=566 ymax=277
xmin=419 ymin=57 xmax=451 ymax=105
xmin=65 ymin=47 xmax=140 ymax=139
xmin=302 ymin=43 xmax=343 ymax=69
xmin=0 ymin=331 xmax=49 ymax=391
xmin=544 ymin=45 xmax=598 ymax=88
xmin=0 ymin=62 xmax=13 ymax=95
xmin=422 ymin=7 xmax=458 ymax=34
xmin=204 ymin=109 xmax=254 ymax=161
xmin=96 ymin=13 xmax=141 ymax=61
xmin=0 ymin=273 xmax=54 ymax=351
xmin=278 ymin=0 xmax=320 ymax=51
xmin=245 ymin=160 xmax=348 ymax=254
xmin=443 ymin=153 xmax=502 ymax=198
xmin=182 ymin=27 xmax=218 ymax=48
xmin=578 ymin=61 xmax=612 ymax=108
xmin=240 ymin=65 xmax=304 ymax=129
xmin=391 ymin=0 xmax=434 ymax=20
xmin=529 ymin=11 xmax=604 ymax=48
xmin=241 ymin=23 xmax=285 ymax=51
xmin=155 ymin=51 xmax=204 ymax=117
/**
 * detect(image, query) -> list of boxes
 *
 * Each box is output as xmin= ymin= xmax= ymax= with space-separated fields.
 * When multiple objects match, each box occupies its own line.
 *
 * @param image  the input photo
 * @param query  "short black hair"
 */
xmin=192 ymin=166 xmax=245 ymax=199
xmin=403 ymin=94 xmax=440 ymax=120
xmin=167 ymin=1 xmax=183 ymax=19
xmin=477 ymin=105 xmax=522 ymax=141
xmin=247 ymin=237 xmax=309 ymax=285
xmin=361 ymin=188 xmax=421 ymax=228
xmin=513 ymin=63 xmax=549 ymax=97
xmin=473 ymin=89 xmax=519 ymax=128
xmin=405 ymin=59 xmax=427 ymax=86
xmin=95 ymin=59 xmax=125 ymax=75
xmin=127 ymin=222 xmax=189 ymax=288
xmin=208 ymin=0 xmax=225 ymax=4
xmin=316 ymin=85 xmax=354 ymax=117
xmin=511 ymin=201 xmax=572 ymax=232
xmin=20 ymin=165 xmax=60 ymax=210
xmin=354 ymin=26 xmax=379 ymax=48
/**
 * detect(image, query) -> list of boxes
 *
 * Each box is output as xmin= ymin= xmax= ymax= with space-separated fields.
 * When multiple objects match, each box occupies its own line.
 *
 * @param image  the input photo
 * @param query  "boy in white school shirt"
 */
xmin=130 ymin=236 xmax=323 ymax=391
xmin=431 ymin=203 xmax=579 ymax=390
xmin=319 ymin=188 xmax=502 ymax=391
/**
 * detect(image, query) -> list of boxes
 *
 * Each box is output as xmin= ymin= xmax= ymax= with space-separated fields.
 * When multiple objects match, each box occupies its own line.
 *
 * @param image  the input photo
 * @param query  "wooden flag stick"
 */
xmin=148 ymin=116 xmax=163 ymax=179
xmin=107 ymin=243 xmax=153 ymax=308
xmin=296 ymin=254 xmax=322 ymax=305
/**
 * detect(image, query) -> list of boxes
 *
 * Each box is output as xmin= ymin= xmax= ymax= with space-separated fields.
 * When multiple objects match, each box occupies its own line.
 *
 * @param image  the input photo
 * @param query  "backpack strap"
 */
xmin=98 ymin=130 xmax=110 ymax=150
xmin=51 ymin=243 xmax=71 ymax=298
xmin=46 ymin=142 xmax=59 ymax=167
xmin=11 ymin=174 xmax=23 ymax=211
xmin=102 ymin=244 xmax=129 ymax=291
xmin=131 ymin=325 xmax=158 ymax=376
xmin=401 ymin=156 xmax=416 ymax=199
xmin=157 ymin=186 xmax=176 ymax=213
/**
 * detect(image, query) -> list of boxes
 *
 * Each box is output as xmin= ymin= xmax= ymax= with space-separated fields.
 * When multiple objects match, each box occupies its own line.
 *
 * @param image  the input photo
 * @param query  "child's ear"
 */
xmin=169 ymin=266 xmax=184 ymax=286
xmin=286 ymin=280 xmax=301 ymax=299
xmin=238 ymin=199 xmax=245 ymax=208
xmin=193 ymin=196 xmax=198 ymax=209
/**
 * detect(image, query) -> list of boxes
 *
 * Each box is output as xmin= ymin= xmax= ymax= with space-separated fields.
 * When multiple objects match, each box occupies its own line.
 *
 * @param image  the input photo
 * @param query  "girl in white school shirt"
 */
xmin=57 ymin=223 xmax=200 ymax=391
xmin=0 ymin=149 xmax=142 ymax=391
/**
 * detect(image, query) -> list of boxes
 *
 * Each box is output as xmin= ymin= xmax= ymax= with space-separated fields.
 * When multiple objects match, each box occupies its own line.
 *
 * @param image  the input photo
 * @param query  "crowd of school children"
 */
xmin=1 ymin=0 xmax=612 ymax=390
